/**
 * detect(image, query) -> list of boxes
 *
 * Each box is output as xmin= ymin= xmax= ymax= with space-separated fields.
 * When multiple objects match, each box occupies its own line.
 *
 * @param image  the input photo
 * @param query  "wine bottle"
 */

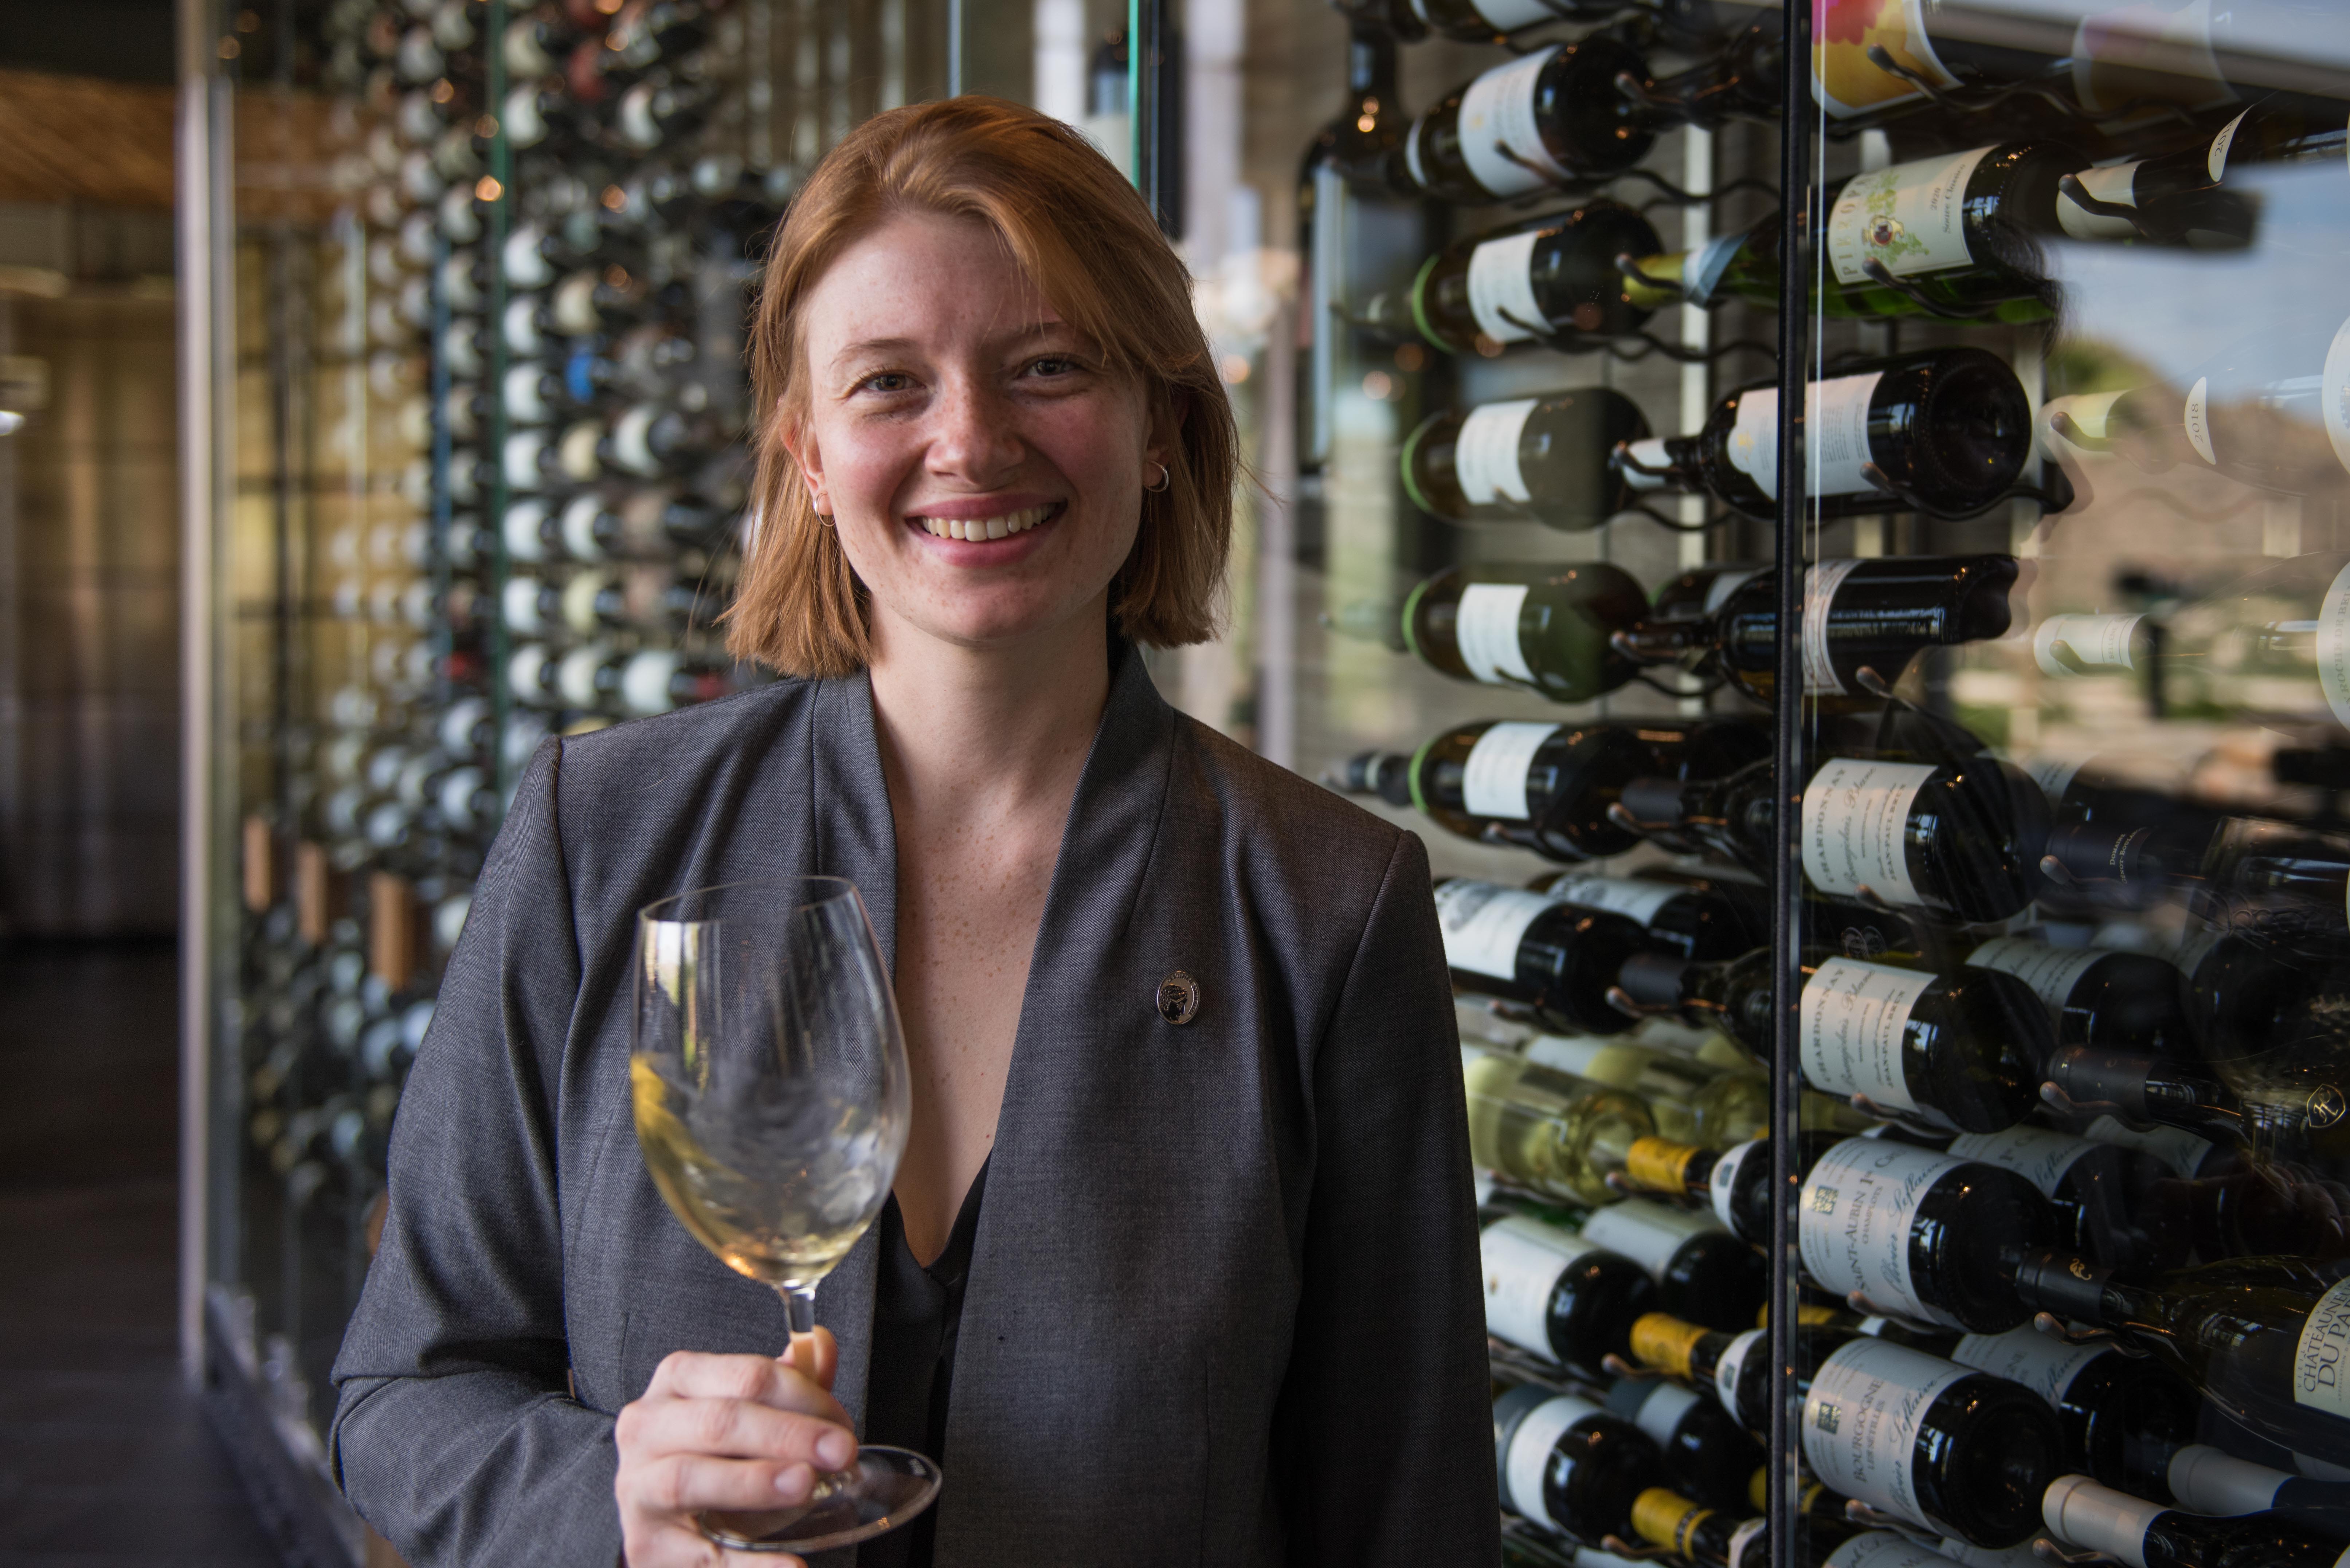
xmin=1962 ymin=936 xmax=2192 ymax=1058
xmin=1399 ymin=390 xmax=1652 ymax=531
xmin=2016 ymin=1249 xmax=2350 ymax=1459
xmin=1462 ymin=1041 xmax=1655 ymax=1207
xmin=1617 ymin=950 xmax=2052 ymax=1134
xmin=1622 ymin=1130 xmax=1850 ymax=1246
xmin=1368 ymin=205 xmax=1664 ymax=355
xmin=1946 ymin=1123 xmax=2181 ymax=1273
xmin=1614 ymin=349 xmax=2035 ymax=522
xmin=1948 ymin=1325 xmax=2200 ymax=1501
xmin=502 ymin=421 xmax=604 ymax=491
xmin=1531 ymin=871 xmax=1767 ymax=963
xmin=1436 ymin=880 xmax=1667 ymax=1035
xmin=1340 ymin=719 xmax=1654 ymax=862
xmin=2150 ymin=1158 xmax=2350 ymax=1263
xmin=1492 ymin=1384 xmax=1667 ymax=1541
xmin=1612 ymin=555 xmax=2019 ymax=706
xmin=2069 ymin=96 xmax=2347 ymax=252
xmin=1407 ymin=0 xmax=1716 ymax=45
xmin=1480 ymin=1211 xmax=1660 ymax=1376
xmin=1389 ymin=562 xmax=1650 ymax=699
xmin=2167 ymin=1443 xmax=2350 ymax=1542
xmin=2041 ymin=1472 xmax=2347 ymax=1568
xmin=2045 ymin=1044 xmax=2350 ymax=1166
xmin=1624 ymin=1486 xmax=1754 ymax=1566
xmin=1397 ymin=38 xmax=1660 ymax=202
xmin=1577 ymin=1197 xmax=1764 ymax=1331
xmin=1798 ymin=1137 xmax=2056 ymax=1332
xmin=1300 ymin=23 xmax=1405 ymax=196
xmin=1624 ymin=751 xmax=2048 ymax=924
xmin=1603 ymin=1376 xmax=1765 ymax=1515
xmin=1520 ymin=1028 xmax=1769 ymax=1150
xmin=1625 ymin=1312 xmax=1772 ymax=1432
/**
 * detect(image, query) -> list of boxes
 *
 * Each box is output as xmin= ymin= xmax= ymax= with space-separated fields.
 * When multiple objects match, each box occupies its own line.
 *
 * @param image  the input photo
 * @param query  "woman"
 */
xmin=330 ymin=97 xmax=1493 ymax=1567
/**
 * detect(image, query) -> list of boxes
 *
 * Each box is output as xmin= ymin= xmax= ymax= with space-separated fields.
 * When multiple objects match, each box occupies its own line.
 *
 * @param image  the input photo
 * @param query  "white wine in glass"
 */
xmin=632 ymin=876 xmax=939 ymax=1552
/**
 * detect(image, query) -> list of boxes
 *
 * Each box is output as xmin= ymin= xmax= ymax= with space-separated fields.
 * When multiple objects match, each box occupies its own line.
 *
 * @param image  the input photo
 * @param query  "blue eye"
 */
xmin=859 ymin=372 xmax=913 ymax=394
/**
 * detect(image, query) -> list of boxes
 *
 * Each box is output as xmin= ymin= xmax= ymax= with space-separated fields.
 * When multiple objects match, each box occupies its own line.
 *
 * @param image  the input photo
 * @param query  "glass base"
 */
xmin=699 ymin=1446 xmax=943 ymax=1554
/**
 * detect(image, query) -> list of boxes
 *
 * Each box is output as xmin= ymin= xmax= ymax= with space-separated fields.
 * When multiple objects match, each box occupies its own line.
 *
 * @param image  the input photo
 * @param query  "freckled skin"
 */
xmin=791 ymin=210 xmax=1172 ymax=1264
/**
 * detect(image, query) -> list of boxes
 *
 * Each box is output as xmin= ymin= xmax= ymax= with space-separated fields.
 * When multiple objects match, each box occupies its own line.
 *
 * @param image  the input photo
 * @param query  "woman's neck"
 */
xmin=864 ymin=598 xmax=1114 ymax=830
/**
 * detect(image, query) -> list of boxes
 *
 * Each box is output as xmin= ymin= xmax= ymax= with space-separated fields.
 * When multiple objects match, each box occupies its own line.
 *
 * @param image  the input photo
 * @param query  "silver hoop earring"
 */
xmin=1145 ymin=461 xmax=1172 ymax=494
xmin=814 ymin=510 xmax=835 ymax=529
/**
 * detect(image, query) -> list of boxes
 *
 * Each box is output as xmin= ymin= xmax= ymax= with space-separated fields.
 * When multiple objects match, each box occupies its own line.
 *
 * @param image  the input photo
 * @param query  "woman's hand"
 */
xmin=614 ymin=1328 xmax=858 ymax=1567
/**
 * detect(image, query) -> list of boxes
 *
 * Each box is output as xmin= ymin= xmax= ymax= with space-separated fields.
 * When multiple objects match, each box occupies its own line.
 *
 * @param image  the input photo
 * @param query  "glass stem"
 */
xmin=784 ymin=1283 xmax=818 ymax=1336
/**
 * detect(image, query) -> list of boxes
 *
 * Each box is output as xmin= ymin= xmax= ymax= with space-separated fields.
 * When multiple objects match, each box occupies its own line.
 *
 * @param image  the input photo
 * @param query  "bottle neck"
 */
xmin=1345 ymin=21 xmax=1396 ymax=101
xmin=2049 ymin=1045 xmax=2247 ymax=1149
xmin=1640 ymin=19 xmax=1781 ymax=130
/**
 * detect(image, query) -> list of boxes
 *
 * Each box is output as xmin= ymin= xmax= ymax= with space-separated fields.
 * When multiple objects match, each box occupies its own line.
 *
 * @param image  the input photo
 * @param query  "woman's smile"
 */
xmin=904 ymin=497 xmax=1066 ymax=544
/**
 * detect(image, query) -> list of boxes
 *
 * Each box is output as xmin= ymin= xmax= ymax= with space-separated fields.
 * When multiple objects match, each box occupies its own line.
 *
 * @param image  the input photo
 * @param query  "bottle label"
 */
xmin=2033 ymin=613 xmax=2144 ymax=677
xmin=1812 ymin=0 xmax=1959 ymax=118
xmin=1434 ymin=880 xmax=1557 ymax=980
xmin=1621 ymin=435 xmax=1675 ymax=492
xmin=1453 ymin=398 xmax=1539 ymax=505
xmin=1626 ymin=1378 xmax=1703 ymax=1451
xmin=1726 ymin=1517 xmax=1769 ymax=1568
xmin=1403 ymin=119 xmax=1430 ymax=192
xmin=1947 ymin=1124 xmax=2095 ymax=1196
xmin=1461 ymin=721 xmax=1560 ymax=820
xmin=1801 ymin=757 xmax=1936 ymax=908
xmin=2295 ymin=1275 xmax=2350 ymax=1424
xmin=1465 ymin=0 xmax=1557 ymax=31
xmin=2053 ymin=159 xmax=2147 ymax=242
xmin=1964 ymin=937 xmax=2105 ymax=1010
xmin=1546 ymin=874 xmax=1683 ymax=926
xmin=1628 ymin=1136 xmax=1702 ymax=1195
xmin=1525 ymin=1034 xmax=1647 ymax=1085
xmin=1802 ymin=1338 xmax=1972 ymax=1530
xmin=1728 ymin=374 xmax=1887 ymax=502
xmin=1951 ymin=1323 xmax=2107 ymax=1407
xmin=1581 ymin=1196 xmax=1722 ymax=1282
xmin=2313 ymin=557 xmax=2350 ymax=734
xmin=1632 ymin=1488 xmax=1713 ymax=1556
xmin=1827 ymin=145 xmax=1995 ymax=285
xmin=1466 ymin=233 xmax=1546 ymax=347
xmin=1505 ymin=1392 xmax=1598 ymax=1531
xmin=1802 ymin=559 xmax=1866 ymax=696
xmin=1458 ymin=47 xmax=1568 ymax=199
xmin=1683 ymin=230 xmax=1744 ymax=308
xmin=2183 ymin=375 xmax=2217 ymax=466
xmin=1481 ymin=1215 xmax=1597 ymax=1357
xmin=2166 ymin=1444 xmax=2290 ymax=1516
xmin=1454 ymin=582 xmax=1536 ymax=685
xmin=1825 ymin=1535 xmax=1984 ymax=1568
xmin=1799 ymin=958 xmax=1938 ymax=1120
xmin=1715 ymin=1327 xmax=1764 ymax=1427
xmin=1799 ymin=1137 xmax=1973 ymax=1326
xmin=2083 ymin=1115 xmax=2214 ymax=1178
xmin=1632 ymin=1311 xmax=1709 ymax=1380
xmin=1712 ymin=1139 xmax=1761 ymax=1231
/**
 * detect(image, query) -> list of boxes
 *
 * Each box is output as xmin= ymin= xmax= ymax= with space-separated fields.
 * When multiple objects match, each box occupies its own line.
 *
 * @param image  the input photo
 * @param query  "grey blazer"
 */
xmin=329 ymin=647 xmax=1498 ymax=1567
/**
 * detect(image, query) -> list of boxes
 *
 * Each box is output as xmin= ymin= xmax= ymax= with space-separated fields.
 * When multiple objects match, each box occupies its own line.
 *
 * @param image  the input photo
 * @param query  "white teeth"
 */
xmin=913 ymin=504 xmax=1053 ymax=540
xmin=986 ymin=515 xmax=1007 ymax=539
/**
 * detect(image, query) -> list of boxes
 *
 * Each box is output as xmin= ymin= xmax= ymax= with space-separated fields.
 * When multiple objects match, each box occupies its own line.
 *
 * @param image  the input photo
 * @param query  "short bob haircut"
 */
xmin=727 ymin=96 xmax=1237 ymax=677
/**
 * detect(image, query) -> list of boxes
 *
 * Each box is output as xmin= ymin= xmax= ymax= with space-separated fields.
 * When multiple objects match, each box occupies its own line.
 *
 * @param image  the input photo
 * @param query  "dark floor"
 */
xmin=0 ymin=939 xmax=281 ymax=1567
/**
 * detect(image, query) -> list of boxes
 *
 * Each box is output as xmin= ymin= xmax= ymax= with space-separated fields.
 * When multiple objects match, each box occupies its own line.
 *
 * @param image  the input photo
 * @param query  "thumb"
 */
xmin=782 ymin=1325 xmax=840 ymax=1391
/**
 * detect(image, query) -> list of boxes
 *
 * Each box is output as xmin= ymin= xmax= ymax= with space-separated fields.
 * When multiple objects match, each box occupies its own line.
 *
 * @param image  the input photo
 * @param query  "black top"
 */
xmin=859 ymin=1158 xmax=990 ymax=1568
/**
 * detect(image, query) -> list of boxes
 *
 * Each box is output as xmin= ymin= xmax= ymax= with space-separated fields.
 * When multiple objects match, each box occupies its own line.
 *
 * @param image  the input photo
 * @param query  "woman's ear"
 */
xmin=1143 ymin=390 xmax=1183 ymax=477
xmin=777 ymin=400 xmax=832 ymax=516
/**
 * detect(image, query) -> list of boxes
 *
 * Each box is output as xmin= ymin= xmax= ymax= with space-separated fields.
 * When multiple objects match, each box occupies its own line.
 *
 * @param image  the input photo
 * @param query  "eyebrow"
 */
xmin=826 ymin=319 xmax=1075 ymax=374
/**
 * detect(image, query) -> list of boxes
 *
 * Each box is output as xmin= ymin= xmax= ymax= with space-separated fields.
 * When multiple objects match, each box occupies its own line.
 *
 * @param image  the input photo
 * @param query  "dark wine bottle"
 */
xmin=1532 ymin=871 xmax=1763 ymax=964
xmin=2045 ymin=1044 xmax=2350 ymax=1166
xmin=1622 ymin=1130 xmax=1850 ymax=1246
xmin=1621 ymin=752 xmax=2049 ymax=924
xmin=1481 ymin=1211 xmax=1660 ymax=1377
xmin=1300 ymin=21 xmax=1406 ymax=196
xmin=1946 ymin=1122 xmax=2181 ymax=1273
xmin=1390 ymin=562 xmax=1650 ymax=699
xmin=1604 ymin=1376 xmax=1765 ymax=1516
xmin=1798 ymin=1137 xmax=2056 ymax=1332
xmin=1625 ymin=1485 xmax=1751 ymax=1566
xmin=1397 ymin=38 xmax=1659 ymax=202
xmin=1337 ymin=720 xmax=1651 ymax=861
xmin=1399 ymin=388 xmax=1650 ymax=529
xmin=1962 ymin=935 xmax=2192 ymax=1059
xmin=1579 ymin=1196 xmax=1765 ymax=1332
xmin=1627 ymin=1312 xmax=1773 ymax=1432
xmin=1949 ymin=1325 xmax=2201 ymax=1501
xmin=2167 ymin=1442 xmax=2350 ymax=1543
xmin=1435 ymin=879 xmax=1665 ymax=1035
xmin=1612 ymin=555 xmax=2018 ymax=706
xmin=2042 ymin=1472 xmax=2348 ymax=1568
xmin=1407 ymin=0 xmax=1718 ymax=45
xmin=2016 ymin=1249 xmax=2350 ymax=1459
xmin=2150 ymin=1158 xmax=2350 ymax=1263
xmin=1492 ymin=1384 xmax=1667 ymax=1541
xmin=1615 ymin=349 xmax=2035 ymax=522
xmin=1617 ymin=950 xmax=2052 ymax=1135
xmin=1367 ymin=205 xmax=1664 ymax=355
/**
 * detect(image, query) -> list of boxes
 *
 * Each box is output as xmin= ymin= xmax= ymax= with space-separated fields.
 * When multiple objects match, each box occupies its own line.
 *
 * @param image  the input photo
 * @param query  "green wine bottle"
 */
xmin=1399 ymin=391 xmax=1649 ymax=531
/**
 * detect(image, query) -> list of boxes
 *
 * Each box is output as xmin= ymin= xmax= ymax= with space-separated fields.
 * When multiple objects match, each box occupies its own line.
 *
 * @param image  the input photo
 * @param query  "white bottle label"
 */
xmin=1799 ymin=1138 xmax=1972 ymax=1326
xmin=1505 ymin=1392 xmax=1599 ymax=1530
xmin=1715 ymin=1327 xmax=1763 ymax=1426
xmin=1727 ymin=374 xmax=1886 ymax=501
xmin=1826 ymin=1534 xmax=1983 ymax=1568
xmin=2295 ymin=1275 xmax=2350 ymax=1424
xmin=1682 ymin=230 xmax=1745 ymax=308
xmin=1951 ymin=1323 xmax=2107 ymax=1407
xmin=2313 ymin=557 xmax=2350 ymax=733
xmin=1625 ymin=1378 xmax=1704 ymax=1451
xmin=1800 ymin=958 xmax=1938 ymax=1120
xmin=1801 ymin=757 xmax=1936 ymax=908
xmin=2183 ymin=375 xmax=2218 ymax=467
xmin=1580 ymin=1196 xmax=1722 ymax=1282
xmin=1454 ymin=398 xmax=1539 ymax=504
xmin=2053 ymin=159 xmax=2147 ymax=241
xmin=1454 ymin=583 xmax=1535 ymax=685
xmin=1802 ymin=1338 xmax=1973 ymax=1531
xmin=1467 ymin=0 xmax=1559 ymax=29
xmin=1483 ymin=1215 xmax=1597 ymax=1357
xmin=1546 ymin=875 xmax=1683 ymax=926
xmin=1460 ymin=721 xmax=1559 ymax=820
xmin=1403 ymin=119 xmax=1430 ymax=192
xmin=2083 ymin=1115 xmax=2215 ymax=1179
xmin=1458 ymin=48 xmax=1568 ymax=199
xmin=1827 ymin=145 xmax=1995 ymax=284
xmin=2033 ymin=613 xmax=2144 ymax=677
xmin=2165 ymin=1444 xmax=2290 ymax=1516
xmin=2208 ymin=107 xmax=2251 ymax=179
xmin=1467 ymin=233 xmax=1546 ymax=347
xmin=1435 ymin=880 xmax=1558 ymax=980
xmin=1803 ymin=559 xmax=1866 ymax=696
xmin=1712 ymin=1139 xmax=1762 ymax=1231
xmin=1964 ymin=937 xmax=2105 ymax=1011
xmin=1947 ymin=1124 xmax=2096 ymax=1196
xmin=1525 ymin=1034 xmax=1648 ymax=1086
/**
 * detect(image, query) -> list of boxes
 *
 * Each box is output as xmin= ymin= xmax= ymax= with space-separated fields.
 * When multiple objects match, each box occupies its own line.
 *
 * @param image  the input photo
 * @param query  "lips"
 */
xmin=907 ymin=501 xmax=1060 ymax=541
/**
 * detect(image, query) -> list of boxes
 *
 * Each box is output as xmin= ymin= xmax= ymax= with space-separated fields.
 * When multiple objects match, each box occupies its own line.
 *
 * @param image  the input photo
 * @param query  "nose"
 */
xmin=922 ymin=373 xmax=1025 ymax=489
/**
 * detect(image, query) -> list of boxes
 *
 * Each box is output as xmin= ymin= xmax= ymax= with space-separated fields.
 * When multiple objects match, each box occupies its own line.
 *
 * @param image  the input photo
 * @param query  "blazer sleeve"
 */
xmin=328 ymin=738 xmax=625 ymax=1567
xmin=1275 ymin=827 xmax=1501 ymax=1566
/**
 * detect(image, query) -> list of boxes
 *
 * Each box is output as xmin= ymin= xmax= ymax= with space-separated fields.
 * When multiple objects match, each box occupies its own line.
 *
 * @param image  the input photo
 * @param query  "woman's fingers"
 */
xmin=621 ymin=1393 xmax=857 ymax=1470
xmin=786 ymin=1326 xmax=839 ymax=1391
xmin=643 ymin=1349 xmax=853 ymax=1429
xmin=636 ymin=1450 xmax=826 ymax=1515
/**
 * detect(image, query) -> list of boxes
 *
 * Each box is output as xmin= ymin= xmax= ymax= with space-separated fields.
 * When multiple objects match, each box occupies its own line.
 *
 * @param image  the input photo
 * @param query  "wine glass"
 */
xmin=631 ymin=876 xmax=940 ymax=1552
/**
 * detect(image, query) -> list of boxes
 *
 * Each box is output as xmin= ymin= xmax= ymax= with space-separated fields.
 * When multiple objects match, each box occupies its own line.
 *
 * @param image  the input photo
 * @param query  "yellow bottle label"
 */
xmin=1631 ymin=1312 xmax=1707 ymax=1378
xmin=1626 ymin=1135 xmax=1701 ymax=1193
xmin=1756 ymin=1300 xmax=1843 ymax=1328
xmin=1749 ymin=1467 xmax=1769 ymax=1513
xmin=1632 ymin=1488 xmax=1710 ymax=1555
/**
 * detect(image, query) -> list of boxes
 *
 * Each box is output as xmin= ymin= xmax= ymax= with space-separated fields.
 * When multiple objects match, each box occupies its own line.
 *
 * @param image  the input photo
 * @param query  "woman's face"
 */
xmin=790 ymin=208 xmax=1168 ymax=655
